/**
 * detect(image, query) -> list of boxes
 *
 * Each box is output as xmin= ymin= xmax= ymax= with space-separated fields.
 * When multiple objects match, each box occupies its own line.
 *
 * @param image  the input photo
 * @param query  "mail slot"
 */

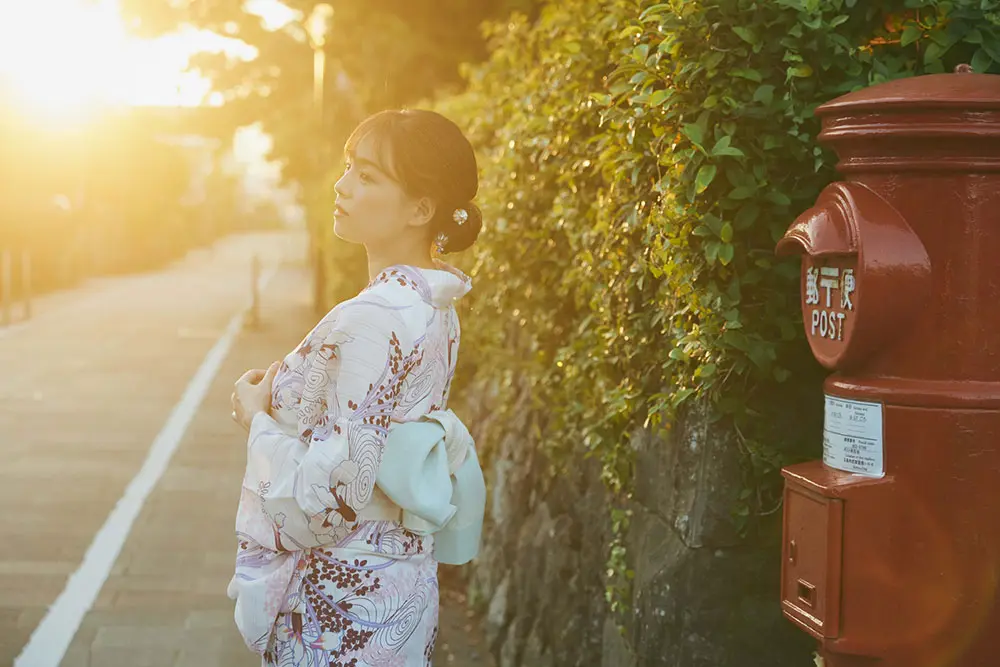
xmin=775 ymin=68 xmax=1000 ymax=667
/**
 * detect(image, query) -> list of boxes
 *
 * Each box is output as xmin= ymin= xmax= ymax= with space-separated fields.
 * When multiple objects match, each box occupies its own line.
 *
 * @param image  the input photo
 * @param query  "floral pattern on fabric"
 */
xmin=228 ymin=263 xmax=470 ymax=665
xmin=263 ymin=523 xmax=438 ymax=667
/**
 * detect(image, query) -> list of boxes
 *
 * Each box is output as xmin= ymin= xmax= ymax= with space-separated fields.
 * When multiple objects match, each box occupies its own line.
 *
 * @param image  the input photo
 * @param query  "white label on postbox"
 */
xmin=823 ymin=395 xmax=884 ymax=477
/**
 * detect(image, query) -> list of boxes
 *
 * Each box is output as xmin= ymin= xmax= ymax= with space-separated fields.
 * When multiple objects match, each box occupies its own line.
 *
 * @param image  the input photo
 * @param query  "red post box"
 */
xmin=775 ymin=69 xmax=1000 ymax=667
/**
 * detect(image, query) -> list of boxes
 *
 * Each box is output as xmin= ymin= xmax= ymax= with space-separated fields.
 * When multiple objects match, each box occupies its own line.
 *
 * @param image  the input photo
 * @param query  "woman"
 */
xmin=227 ymin=109 xmax=482 ymax=666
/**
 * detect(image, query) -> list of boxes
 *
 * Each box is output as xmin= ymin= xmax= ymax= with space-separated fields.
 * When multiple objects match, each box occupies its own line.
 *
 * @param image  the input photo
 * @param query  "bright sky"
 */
xmin=0 ymin=0 xmax=296 ymax=118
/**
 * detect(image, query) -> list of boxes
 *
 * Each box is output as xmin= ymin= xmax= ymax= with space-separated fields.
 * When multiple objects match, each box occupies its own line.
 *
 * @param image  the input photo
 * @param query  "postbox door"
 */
xmin=781 ymin=482 xmax=843 ymax=639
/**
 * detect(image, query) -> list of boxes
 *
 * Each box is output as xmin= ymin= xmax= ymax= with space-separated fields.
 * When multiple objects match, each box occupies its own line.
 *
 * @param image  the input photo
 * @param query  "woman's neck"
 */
xmin=366 ymin=246 xmax=436 ymax=281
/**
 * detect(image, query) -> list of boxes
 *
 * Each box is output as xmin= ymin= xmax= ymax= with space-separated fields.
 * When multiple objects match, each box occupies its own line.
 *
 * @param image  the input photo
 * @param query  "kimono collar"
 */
xmin=374 ymin=261 xmax=472 ymax=308
xmin=421 ymin=259 xmax=472 ymax=307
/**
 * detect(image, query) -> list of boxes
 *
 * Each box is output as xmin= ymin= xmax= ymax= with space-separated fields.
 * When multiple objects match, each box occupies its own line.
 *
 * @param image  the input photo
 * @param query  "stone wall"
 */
xmin=464 ymin=391 xmax=816 ymax=667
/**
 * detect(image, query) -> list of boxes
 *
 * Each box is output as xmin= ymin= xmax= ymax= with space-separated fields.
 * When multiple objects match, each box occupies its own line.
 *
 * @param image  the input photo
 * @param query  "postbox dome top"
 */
xmin=817 ymin=71 xmax=1000 ymax=116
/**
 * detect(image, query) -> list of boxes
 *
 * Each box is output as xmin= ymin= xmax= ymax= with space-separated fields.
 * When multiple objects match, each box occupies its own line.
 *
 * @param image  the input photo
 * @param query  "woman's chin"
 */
xmin=332 ymin=218 xmax=357 ymax=242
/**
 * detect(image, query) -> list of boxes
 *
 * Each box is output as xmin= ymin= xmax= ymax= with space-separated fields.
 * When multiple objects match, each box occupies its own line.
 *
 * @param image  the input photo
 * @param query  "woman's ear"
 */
xmin=409 ymin=196 xmax=437 ymax=228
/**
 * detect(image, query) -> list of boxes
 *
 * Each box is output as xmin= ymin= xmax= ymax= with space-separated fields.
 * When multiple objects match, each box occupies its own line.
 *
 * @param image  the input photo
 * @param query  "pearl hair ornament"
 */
xmin=435 ymin=207 xmax=470 ymax=253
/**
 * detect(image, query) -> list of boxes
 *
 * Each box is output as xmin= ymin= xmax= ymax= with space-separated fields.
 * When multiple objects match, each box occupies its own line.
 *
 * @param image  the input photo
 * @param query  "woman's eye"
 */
xmin=359 ymin=172 xmax=373 ymax=184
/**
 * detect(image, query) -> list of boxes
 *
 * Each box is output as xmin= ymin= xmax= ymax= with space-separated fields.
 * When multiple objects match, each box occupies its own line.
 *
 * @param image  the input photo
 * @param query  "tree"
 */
xmin=120 ymin=0 xmax=540 ymax=184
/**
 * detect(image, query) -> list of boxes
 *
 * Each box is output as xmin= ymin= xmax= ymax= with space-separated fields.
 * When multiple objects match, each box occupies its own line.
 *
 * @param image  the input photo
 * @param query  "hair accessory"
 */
xmin=453 ymin=208 xmax=469 ymax=226
xmin=435 ymin=232 xmax=449 ymax=254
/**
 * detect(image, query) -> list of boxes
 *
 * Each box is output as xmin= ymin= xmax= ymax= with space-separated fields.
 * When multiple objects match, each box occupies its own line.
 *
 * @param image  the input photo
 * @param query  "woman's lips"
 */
xmin=334 ymin=205 xmax=349 ymax=217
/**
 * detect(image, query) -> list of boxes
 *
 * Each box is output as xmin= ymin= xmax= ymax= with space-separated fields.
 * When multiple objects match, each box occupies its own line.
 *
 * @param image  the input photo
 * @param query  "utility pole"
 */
xmin=306 ymin=4 xmax=334 ymax=315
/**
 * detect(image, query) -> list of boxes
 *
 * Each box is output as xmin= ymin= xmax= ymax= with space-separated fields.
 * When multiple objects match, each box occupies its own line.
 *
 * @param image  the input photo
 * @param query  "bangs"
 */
xmin=343 ymin=111 xmax=403 ymax=184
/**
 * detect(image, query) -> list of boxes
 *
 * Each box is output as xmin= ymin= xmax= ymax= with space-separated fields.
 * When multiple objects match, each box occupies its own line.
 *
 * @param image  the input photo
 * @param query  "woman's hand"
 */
xmin=231 ymin=361 xmax=281 ymax=433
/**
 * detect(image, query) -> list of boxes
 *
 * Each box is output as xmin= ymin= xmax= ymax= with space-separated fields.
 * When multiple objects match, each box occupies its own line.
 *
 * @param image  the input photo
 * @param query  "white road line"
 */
xmin=0 ymin=321 xmax=29 ymax=339
xmin=14 ymin=267 xmax=278 ymax=667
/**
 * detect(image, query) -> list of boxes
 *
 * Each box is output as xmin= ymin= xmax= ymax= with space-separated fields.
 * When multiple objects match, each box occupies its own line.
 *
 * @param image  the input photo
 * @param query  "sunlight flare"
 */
xmin=0 ymin=0 xmax=259 ymax=123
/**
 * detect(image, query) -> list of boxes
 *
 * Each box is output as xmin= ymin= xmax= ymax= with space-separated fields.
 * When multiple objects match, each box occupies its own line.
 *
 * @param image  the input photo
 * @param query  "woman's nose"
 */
xmin=334 ymin=173 xmax=350 ymax=198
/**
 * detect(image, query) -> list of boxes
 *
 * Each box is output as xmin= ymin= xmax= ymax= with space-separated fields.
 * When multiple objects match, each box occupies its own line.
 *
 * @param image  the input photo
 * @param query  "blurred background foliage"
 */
xmin=119 ymin=0 xmax=542 ymax=306
xmin=0 ymin=86 xmax=256 ymax=300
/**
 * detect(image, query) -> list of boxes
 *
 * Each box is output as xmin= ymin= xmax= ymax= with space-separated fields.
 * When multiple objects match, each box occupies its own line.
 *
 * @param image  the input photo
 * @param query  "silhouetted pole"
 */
xmin=1 ymin=250 xmax=11 ymax=326
xmin=248 ymin=254 xmax=260 ymax=329
xmin=307 ymin=4 xmax=333 ymax=315
xmin=21 ymin=249 xmax=31 ymax=320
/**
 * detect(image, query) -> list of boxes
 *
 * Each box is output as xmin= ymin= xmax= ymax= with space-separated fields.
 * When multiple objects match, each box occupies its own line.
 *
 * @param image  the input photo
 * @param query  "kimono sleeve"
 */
xmin=243 ymin=299 xmax=416 ymax=550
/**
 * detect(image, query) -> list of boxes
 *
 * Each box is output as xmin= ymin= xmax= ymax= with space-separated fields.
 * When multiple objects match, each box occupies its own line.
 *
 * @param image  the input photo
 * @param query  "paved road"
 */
xmin=0 ymin=231 xmax=491 ymax=667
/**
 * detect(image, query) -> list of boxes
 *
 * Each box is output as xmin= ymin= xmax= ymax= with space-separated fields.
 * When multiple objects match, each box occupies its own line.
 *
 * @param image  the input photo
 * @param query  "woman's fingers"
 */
xmin=230 ymin=361 xmax=280 ymax=431
xmin=263 ymin=361 xmax=280 ymax=384
xmin=236 ymin=368 xmax=266 ymax=386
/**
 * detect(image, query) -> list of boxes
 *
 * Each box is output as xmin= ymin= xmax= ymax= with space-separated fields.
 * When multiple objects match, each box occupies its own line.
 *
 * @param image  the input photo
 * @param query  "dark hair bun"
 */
xmin=344 ymin=109 xmax=483 ymax=255
xmin=442 ymin=202 xmax=482 ymax=254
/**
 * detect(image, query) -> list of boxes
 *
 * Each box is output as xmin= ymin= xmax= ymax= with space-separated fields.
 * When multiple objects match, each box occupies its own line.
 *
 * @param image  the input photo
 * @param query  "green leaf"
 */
xmin=671 ymin=388 xmax=695 ymax=408
xmin=632 ymin=43 xmax=650 ymax=62
xmin=971 ymin=47 xmax=993 ymax=74
xmin=732 ymin=26 xmax=758 ymax=45
xmin=722 ymin=330 xmax=750 ymax=351
xmin=734 ymin=203 xmax=760 ymax=230
xmin=786 ymin=64 xmax=813 ymax=78
xmin=712 ymin=135 xmax=745 ymax=157
xmin=901 ymin=26 xmax=922 ymax=47
xmin=609 ymin=80 xmax=633 ymax=96
xmin=704 ymin=240 xmax=720 ymax=264
xmin=682 ymin=123 xmax=705 ymax=149
xmin=720 ymin=222 xmax=733 ymax=243
xmin=717 ymin=146 xmax=745 ymax=158
xmin=692 ymin=224 xmax=713 ymax=237
xmin=982 ymin=39 xmax=1000 ymax=63
xmin=638 ymin=3 xmax=670 ymax=21
xmin=695 ymin=165 xmax=717 ymax=193
xmin=765 ymin=190 xmax=791 ymax=206
xmin=718 ymin=243 xmax=735 ymax=265
xmin=649 ymin=89 xmax=672 ymax=106
xmin=728 ymin=186 xmax=756 ymax=200
xmin=731 ymin=68 xmax=763 ymax=82
xmin=923 ymin=41 xmax=948 ymax=64
xmin=753 ymin=84 xmax=774 ymax=105
xmin=697 ymin=363 xmax=717 ymax=378
xmin=705 ymin=214 xmax=723 ymax=235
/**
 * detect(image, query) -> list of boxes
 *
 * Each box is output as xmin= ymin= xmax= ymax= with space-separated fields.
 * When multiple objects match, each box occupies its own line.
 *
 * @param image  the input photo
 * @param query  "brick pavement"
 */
xmin=0 ymin=231 xmax=492 ymax=667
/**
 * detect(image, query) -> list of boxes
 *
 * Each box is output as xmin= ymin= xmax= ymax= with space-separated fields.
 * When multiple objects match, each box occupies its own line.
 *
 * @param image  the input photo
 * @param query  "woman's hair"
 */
xmin=344 ymin=109 xmax=482 ymax=254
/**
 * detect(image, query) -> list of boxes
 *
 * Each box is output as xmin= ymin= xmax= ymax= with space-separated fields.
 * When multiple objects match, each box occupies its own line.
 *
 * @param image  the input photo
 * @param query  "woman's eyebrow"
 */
xmin=353 ymin=155 xmax=399 ymax=182
xmin=352 ymin=156 xmax=386 ymax=174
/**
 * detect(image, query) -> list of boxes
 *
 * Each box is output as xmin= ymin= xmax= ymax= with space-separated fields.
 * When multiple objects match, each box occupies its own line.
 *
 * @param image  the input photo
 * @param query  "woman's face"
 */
xmin=332 ymin=134 xmax=429 ymax=249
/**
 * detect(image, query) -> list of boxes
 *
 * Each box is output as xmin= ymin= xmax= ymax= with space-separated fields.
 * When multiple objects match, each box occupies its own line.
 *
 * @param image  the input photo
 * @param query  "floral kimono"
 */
xmin=228 ymin=261 xmax=472 ymax=667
